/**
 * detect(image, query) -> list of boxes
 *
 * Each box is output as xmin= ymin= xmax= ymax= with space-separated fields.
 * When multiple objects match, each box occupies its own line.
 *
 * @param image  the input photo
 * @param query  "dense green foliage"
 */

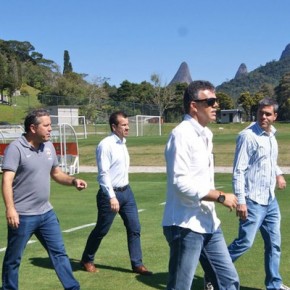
xmin=63 ymin=50 xmax=73 ymax=75
xmin=2 ymin=38 xmax=290 ymax=122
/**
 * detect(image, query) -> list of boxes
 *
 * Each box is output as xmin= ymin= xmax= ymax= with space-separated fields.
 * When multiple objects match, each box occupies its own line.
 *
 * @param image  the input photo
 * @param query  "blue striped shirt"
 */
xmin=232 ymin=122 xmax=283 ymax=205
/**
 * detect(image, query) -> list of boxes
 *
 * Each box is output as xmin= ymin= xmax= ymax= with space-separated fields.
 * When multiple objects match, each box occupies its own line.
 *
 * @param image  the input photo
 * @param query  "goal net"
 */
xmin=128 ymin=115 xmax=162 ymax=137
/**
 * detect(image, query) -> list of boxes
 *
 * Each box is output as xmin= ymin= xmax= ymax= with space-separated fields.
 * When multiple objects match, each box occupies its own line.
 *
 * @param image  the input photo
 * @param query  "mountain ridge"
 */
xmin=169 ymin=43 xmax=290 ymax=100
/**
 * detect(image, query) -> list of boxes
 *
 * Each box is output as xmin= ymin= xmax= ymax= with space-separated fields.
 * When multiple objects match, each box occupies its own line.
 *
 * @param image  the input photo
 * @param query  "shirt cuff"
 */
xmin=237 ymin=194 xmax=246 ymax=205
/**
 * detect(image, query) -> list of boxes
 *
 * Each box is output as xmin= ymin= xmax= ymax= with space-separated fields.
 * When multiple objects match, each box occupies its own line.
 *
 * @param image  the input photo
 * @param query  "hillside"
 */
xmin=216 ymin=53 xmax=290 ymax=100
xmin=0 ymin=85 xmax=41 ymax=124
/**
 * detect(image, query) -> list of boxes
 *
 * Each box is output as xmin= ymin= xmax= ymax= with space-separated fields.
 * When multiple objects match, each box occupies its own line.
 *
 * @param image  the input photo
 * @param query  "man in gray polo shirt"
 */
xmin=1 ymin=109 xmax=87 ymax=290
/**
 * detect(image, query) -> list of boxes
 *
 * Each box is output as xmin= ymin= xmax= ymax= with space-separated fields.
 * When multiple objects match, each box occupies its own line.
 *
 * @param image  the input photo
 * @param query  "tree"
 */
xmin=135 ymin=81 xmax=154 ymax=104
xmin=0 ymin=40 xmax=35 ymax=62
xmin=38 ymin=71 xmax=88 ymax=106
xmin=275 ymin=72 xmax=290 ymax=121
xmin=149 ymin=74 xmax=176 ymax=117
xmin=258 ymin=83 xmax=275 ymax=98
xmin=63 ymin=50 xmax=73 ymax=74
xmin=0 ymin=53 xmax=7 ymax=102
xmin=163 ymin=82 xmax=187 ymax=122
xmin=237 ymin=92 xmax=254 ymax=121
xmin=116 ymin=80 xmax=136 ymax=102
xmin=250 ymin=92 xmax=264 ymax=118
xmin=216 ymin=92 xmax=234 ymax=110
xmin=79 ymin=77 xmax=110 ymax=123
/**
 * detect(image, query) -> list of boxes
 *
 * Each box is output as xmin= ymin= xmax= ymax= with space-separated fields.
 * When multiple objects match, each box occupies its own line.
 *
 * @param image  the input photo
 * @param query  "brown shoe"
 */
xmin=133 ymin=265 xmax=153 ymax=276
xmin=81 ymin=261 xmax=99 ymax=273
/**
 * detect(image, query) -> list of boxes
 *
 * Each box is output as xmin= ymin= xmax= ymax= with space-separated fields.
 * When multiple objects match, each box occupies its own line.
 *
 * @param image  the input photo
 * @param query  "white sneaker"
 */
xmin=204 ymin=282 xmax=214 ymax=290
xmin=280 ymin=284 xmax=290 ymax=290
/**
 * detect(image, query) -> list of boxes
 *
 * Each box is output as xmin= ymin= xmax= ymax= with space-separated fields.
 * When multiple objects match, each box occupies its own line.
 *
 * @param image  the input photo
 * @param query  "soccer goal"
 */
xmin=128 ymin=115 xmax=162 ymax=137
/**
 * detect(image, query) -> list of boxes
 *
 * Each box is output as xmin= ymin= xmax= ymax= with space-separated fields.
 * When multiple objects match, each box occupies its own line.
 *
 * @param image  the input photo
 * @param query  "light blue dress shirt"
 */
xmin=232 ymin=122 xmax=283 ymax=205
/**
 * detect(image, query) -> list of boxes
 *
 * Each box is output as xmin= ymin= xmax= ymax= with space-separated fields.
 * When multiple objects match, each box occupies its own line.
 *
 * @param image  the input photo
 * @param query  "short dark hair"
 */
xmin=109 ymin=111 xmax=128 ymax=132
xmin=258 ymin=97 xmax=279 ymax=113
xmin=183 ymin=80 xmax=215 ymax=114
xmin=24 ymin=109 xmax=50 ymax=133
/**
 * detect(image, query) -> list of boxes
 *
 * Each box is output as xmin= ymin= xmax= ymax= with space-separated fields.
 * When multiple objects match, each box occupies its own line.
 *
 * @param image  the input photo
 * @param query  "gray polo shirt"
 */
xmin=2 ymin=135 xmax=59 ymax=215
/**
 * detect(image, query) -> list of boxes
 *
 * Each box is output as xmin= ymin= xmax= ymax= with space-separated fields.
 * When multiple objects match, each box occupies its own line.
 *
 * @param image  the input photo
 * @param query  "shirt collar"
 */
xmin=20 ymin=134 xmax=45 ymax=151
xmin=111 ymin=133 xmax=126 ymax=144
xmin=184 ymin=114 xmax=209 ymax=137
xmin=253 ymin=122 xmax=276 ymax=137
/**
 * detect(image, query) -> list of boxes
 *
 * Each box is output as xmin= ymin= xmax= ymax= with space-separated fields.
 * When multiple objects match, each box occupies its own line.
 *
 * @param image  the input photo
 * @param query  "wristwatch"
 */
xmin=217 ymin=192 xmax=225 ymax=203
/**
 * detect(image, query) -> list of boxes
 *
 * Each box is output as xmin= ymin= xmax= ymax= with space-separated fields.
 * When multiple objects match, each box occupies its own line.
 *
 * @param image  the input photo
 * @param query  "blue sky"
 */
xmin=1 ymin=0 xmax=290 ymax=87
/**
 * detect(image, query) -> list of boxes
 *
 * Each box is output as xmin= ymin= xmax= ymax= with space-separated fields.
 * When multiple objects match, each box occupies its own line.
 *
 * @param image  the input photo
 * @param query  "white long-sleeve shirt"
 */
xmin=96 ymin=133 xmax=129 ymax=198
xmin=162 ymin=115 xmax=220 ymax=234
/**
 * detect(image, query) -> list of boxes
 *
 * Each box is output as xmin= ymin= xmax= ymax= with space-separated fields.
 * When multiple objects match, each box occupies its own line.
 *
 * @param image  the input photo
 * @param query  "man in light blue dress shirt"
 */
xmin=81 ymin=111 xmax=152 ymax=276
xmin=228 ymin=98 xmax=289 ymax=290
xmin=163 ymin=80 xmax=239 ymax=290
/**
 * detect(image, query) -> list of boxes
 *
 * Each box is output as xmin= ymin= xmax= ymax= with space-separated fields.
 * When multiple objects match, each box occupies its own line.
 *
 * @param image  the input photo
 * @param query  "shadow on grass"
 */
xmin=136 ymin=274 xmax=261 ymax=290
xmin=28 ymin=258 xmax=261 ymax=290
xmin=29 ymin=257 xmax=134 ymax=274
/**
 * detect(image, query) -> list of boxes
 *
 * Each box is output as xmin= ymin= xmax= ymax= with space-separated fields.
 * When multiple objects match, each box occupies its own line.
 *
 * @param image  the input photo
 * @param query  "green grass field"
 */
xmin=0 ymin=173 xmax=290 ymax=290
xmin=78 ymin=122 xmax=290 ymax=167
xmin=1 ymin=107 xmax=290 ymax=289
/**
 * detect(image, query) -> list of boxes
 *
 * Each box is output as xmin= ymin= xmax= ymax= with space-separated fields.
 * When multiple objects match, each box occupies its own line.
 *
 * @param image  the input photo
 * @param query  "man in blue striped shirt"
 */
xmin=228 ymin=97 xmax=289 ymax=290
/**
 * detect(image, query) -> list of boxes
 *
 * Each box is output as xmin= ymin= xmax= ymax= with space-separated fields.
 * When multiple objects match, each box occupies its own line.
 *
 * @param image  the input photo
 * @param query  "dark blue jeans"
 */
xmin=2 ymin=209 xmax=80 ymax=290
xmin=81 ymin=185 xmax=143 ymax=268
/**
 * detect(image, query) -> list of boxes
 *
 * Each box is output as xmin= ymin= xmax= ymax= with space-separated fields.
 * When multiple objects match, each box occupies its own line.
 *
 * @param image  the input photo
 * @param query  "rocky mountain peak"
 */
xmin=280 ymin=43 xmax=290 ymax=60
xmin=234 ymin=63 xmax=248 ymax=79
xmin=169 ymin=61 xmax=192 ymax=85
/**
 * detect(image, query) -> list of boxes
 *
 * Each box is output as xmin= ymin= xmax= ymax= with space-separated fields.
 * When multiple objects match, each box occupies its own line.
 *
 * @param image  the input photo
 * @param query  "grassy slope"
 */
xmin=0 ymin=85 xmax=41 ymax=124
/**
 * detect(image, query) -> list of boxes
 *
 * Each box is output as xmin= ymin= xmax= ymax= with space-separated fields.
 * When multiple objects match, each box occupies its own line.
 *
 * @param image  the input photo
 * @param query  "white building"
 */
xmin=47 ymin=106 xmax=79 ymax=126
xmin=220 ymin=109 xmax=243 ymax=123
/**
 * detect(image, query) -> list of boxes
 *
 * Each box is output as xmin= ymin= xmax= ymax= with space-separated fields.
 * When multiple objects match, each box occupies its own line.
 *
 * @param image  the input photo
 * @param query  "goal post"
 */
xmin=50 ymin=115 xmax=87 ymax=139
xmin=51 ymin=123 xmax=80 ymax=175
xmin=128 ymin=115 xmax=162 ymax=137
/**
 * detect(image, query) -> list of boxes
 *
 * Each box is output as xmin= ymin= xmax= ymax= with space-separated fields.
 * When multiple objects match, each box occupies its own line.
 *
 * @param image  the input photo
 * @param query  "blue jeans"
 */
xmin=81 ymin=185 xmax=143 ymax=268
xmin=228 ymin=198 xmax=282 ymax=290
xmin=2 ymin=210 xmax=80 ymax=290
xmin=163 ymin=226 xmax=239 ymax=290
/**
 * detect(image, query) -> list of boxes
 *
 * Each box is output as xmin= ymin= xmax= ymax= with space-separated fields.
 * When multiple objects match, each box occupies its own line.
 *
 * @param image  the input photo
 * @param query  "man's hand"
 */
xmin=236 ymin=204 xmax=248 ymax=220
xmin=6 ymin=207 xmax=19 ymax=229
xmin=222 ymin=193 xmax=238 ymax=211
xmin=276 ymin=175 xmax=286 ymax=190
xmin=72 ymin=178 xmax=87 ymax=191
xmin=110 ymin=197 xmax=120 ymax=213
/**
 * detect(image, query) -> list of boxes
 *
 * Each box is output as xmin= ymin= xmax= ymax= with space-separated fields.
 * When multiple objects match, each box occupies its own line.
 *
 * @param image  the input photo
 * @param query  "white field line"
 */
xmin=0 ymin=209 xmax=146 ymax=252
xmin=0 ymin=239 xmax=37 ymax=252
xmin=0 ymin=185 xmax=226 ymax=252
xmin=62 ymin=223 xmax=96 ymax=233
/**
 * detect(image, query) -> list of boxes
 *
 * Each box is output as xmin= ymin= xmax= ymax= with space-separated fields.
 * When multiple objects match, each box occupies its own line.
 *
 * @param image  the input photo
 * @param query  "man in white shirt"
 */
xmin=81 ymin=111 xmax=152 ymax=276
xmin=162 ymin=80 xmax=239 ymax=290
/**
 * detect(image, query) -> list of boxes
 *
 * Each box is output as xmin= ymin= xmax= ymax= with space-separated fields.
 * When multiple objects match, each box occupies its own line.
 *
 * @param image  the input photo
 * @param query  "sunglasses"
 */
xmin=193 ymin=98 xmax=218 ymax=107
